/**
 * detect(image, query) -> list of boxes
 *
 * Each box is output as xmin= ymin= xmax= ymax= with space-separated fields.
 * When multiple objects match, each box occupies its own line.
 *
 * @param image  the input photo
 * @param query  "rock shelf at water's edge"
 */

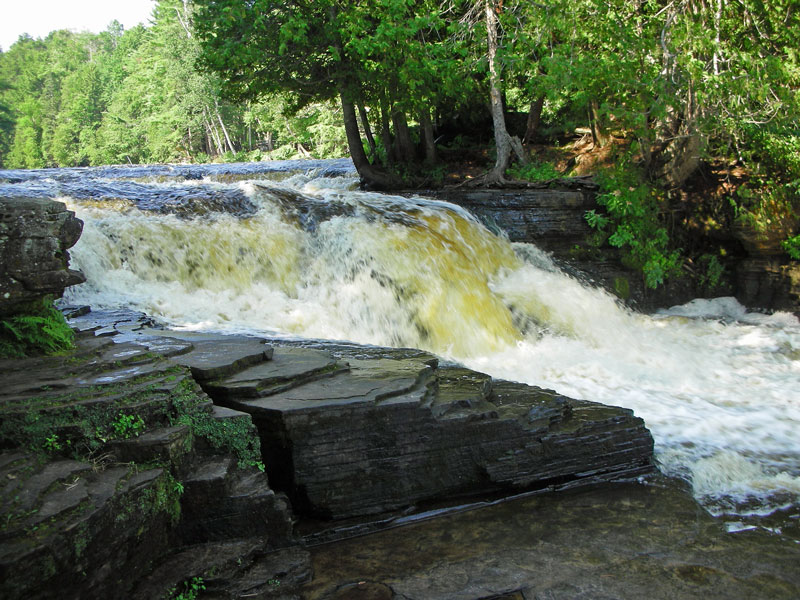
xmin=2 ymin=309 xmax=799 ymax=599
xmin=0 ymin=306 xmax=658 ymax=598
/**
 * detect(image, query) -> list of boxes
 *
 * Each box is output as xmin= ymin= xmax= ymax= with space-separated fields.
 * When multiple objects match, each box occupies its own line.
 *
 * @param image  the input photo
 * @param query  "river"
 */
xmin=2 ymin=159 xmax=799 ymax=535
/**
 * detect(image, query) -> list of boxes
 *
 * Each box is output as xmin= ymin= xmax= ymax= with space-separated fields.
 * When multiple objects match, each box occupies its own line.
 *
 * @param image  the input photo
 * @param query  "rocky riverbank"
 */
xmin=432 ymin=182 xmax=800 ymax=315
xmin=3 ymin=308 xmax=799 ymax=599
xmin=1 ymin=304 xmax=657 ymax=598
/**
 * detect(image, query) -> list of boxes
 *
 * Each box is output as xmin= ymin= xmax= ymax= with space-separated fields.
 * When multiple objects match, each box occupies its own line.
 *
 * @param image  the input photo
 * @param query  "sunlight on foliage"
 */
xmin=0 ymin=298 xmax=75 ymax=358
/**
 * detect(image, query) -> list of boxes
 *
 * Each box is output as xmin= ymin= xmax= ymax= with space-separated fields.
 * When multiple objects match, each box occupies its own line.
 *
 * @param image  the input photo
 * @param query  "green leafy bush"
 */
xmin=733 ymin=126 xmax=800 ymax=256
xmin=0 ymin=298 xmax=75 ymax=358
xmin=507 ymin=161 xmax=562 ymax=182
xmin=585 ymin=165 xmax=682 ymax=288
xmin=784 ymin=235 xmax=800 ymax=260
xmin=166 ymin=576 xmax=205 ymax=600
xmin=111 ymin=414 xmax=146 ymax=439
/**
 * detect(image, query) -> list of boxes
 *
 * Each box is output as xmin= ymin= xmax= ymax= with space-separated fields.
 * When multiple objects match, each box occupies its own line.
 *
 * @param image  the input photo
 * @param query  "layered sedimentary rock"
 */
xmin=0 ymin=317 xmax=299 ymax=600
xmin=433 ymin=184 xmax=598 ymax=255
xmin=733 ymin=222 xmax=800 ymax=316
xmin=0 ymin=198 xmax=85 ymax=315
xmin=200 ymin=343 xmax=655 ymax=519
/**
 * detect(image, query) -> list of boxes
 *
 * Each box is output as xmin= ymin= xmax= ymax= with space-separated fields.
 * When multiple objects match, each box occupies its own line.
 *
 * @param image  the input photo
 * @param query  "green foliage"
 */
xmin=507 ymin=161 xmax=561 ymax=182
xmin=697 ymin=254 xmax=726 ymax=290
xmin=116 ymin=469 xmax=183 ymax=527
xmin=731 ymin=126 xmax=800 ymax=253
xmin=111 ymin=414 xmax=146 ymax=439
xmin=0 ymin=298 xmax=75 ymax=358
xmin=43 ymin=433 xmax=63 ymax=454
xmin=166 ymin=576 xmax=205 ymax=600
xmin=586 ymin=165 xmax=682 ymax=288
xmin=784 ymin=235 xmax=800 ymax=261
xmin=170 ymin=378 xmax=264 ymax=470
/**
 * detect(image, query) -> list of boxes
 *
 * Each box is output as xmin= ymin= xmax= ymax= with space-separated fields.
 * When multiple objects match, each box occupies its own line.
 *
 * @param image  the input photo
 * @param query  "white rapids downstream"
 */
xmin=40 ymin=163 xmax=800 ymax=526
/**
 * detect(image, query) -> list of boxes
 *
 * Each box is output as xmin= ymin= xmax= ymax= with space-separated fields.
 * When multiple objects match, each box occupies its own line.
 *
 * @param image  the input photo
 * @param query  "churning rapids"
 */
xmin=3 ymin=160 xmax=799 ymax=530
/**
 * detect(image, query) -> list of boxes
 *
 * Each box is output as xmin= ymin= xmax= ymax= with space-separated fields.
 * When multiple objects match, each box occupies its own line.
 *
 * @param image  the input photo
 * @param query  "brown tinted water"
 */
xmin=303 ymin=479 xmax=800 ymax=599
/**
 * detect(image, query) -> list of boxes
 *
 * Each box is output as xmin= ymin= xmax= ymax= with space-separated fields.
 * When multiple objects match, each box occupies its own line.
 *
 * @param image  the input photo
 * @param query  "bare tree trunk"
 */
xmin=379 ymin=95 xmax=395 ymax=166
xmin=419 ymin=107 xmax=437 ymax=165
xmin=358 ymin=103 xmax=376 ymax=159
xmin=341 ymin=93 xmax=402 ymax=189
xmin=589 ymin=100 xmax=612 ymax=147
xmin=523 ymin=95 xmax=545 ymax=144
xmin=392 ymin=111 xmax=415 ymax=163
xmin=651 ymin=84 xmax=702 ymax=187
xmin=204 ymin=110 xmax=224 ymax=156
xmin=175 ymin=0 xmax=192 ymax=38
xmin=483 ymin=0 xmax=527 ymax=184
xmin=215 ymin=101 xmax=236 ymax=153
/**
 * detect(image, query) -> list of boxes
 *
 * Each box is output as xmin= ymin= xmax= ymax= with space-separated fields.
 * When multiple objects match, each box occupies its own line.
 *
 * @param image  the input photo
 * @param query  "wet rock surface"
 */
xmin=204 ymin=344 xmax=654 ymax=520
xmin=0 ymin=311 xmax=298 ymax=600
xmin=0 ymin=197 xmax=85 ymax=315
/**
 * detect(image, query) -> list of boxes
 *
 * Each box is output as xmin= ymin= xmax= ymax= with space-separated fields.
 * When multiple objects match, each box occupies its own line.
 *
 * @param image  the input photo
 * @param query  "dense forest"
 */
xmin=0 ymin=0 xmax=798 ymax=287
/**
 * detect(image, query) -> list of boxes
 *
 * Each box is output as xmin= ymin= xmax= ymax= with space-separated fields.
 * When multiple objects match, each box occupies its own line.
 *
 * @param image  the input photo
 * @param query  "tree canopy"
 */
xmin=0 ymin=0 xmax=797 ymax=277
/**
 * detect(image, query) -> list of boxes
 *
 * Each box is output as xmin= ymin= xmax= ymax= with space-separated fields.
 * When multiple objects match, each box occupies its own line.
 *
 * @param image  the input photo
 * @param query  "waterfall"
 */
xmin=54 ymin=164 xmax=800 ymax=521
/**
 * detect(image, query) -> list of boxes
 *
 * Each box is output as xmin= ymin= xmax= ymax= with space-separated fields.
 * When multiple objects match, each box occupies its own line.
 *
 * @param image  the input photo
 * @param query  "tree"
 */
xmin=480 ymin=0 xmax=527 ymax=183
xmin=194 ymin=0 xmax=408 ymax=187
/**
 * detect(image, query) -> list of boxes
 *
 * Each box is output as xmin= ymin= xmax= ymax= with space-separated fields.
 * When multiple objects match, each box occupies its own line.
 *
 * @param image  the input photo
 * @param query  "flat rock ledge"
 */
xmin=202 ymin=345 xmax=654 ymax=519
xmin=1 ymin=308 xmax=655 ymax=598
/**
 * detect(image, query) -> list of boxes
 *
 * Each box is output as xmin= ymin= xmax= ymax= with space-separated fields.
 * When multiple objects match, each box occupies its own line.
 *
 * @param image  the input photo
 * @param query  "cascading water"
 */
xmin=8 ymin=160 xmax=797 ymax=527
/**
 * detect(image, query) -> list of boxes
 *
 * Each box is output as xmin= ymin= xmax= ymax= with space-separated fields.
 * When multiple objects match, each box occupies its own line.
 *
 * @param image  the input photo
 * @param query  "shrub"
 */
xmin=585 ymin=164 xmax=682 ymax=288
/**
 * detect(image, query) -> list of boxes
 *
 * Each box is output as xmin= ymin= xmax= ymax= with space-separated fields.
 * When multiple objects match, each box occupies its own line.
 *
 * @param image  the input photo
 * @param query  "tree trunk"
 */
xmin=392 ymin=111 xmax=415 ymax=163
xmin=483 ymin=0 xmax=526 ymax=184
xmin=650 ymin=84 xmax=702 ymax=187
xmin=379 ymin=95 xmax=395 ymax=166
xmin=358 ymin=103 xmax=376 ymax=159
xmin=341 ymin=93 xmax=402 ymax=189
xmin=204 ymin=110 xmax=224 ymax=156
xmin=419 ymin=107 xmax=437 ymax=165
xmin=589 ymin=100 xmax=612 ymax=148
xmin=215 ymin=105 xmax=236 ymax=153
xmin=523 ymin=95 xmax=545 ymax=144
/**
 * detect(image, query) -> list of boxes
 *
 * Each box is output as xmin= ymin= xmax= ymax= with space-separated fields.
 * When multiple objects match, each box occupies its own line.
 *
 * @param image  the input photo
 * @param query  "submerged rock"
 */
xmin=303 ymin=478 xmax=800 ymax=600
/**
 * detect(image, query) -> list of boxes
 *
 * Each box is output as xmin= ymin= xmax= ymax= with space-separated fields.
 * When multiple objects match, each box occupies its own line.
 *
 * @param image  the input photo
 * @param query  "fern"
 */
xmin=0 ymin=298 xmax=75 ymax=358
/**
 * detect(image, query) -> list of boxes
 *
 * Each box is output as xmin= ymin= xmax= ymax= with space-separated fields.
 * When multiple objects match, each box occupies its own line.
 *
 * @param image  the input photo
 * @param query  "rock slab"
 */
xmin=206 ymin=346 xmax=655 ymax=519
xmin=0 ymin=197 xmax=85 ymax=315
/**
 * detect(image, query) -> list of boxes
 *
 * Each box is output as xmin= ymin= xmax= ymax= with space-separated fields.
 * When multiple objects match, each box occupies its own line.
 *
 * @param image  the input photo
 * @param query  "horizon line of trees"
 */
xmin=0 ymin=1 xmax=350 ymax=170
xmin=2 ymin=1 xmax=796 ymax=187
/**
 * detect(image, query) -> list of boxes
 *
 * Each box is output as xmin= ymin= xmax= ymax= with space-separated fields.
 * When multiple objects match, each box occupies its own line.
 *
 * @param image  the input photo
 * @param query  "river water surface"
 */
xmin=3 ymin=159 xmax=799 ymax=536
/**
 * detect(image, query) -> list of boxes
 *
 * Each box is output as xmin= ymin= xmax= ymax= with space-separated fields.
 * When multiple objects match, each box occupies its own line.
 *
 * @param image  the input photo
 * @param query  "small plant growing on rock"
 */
xmin=0 ymin=298 xmax=75 ymax=358
xmin=166 ymin=576 xmax=205 ymax=600
xmin=43 ymin=434 xmax=62 ymax=454
xmin=111 ymin=414 xmax=145 ymax=439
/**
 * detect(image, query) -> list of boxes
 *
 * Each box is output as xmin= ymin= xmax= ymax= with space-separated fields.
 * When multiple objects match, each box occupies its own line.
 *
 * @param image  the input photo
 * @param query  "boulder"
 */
xmin=0 ymin=198 xmax=85 ymax=315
